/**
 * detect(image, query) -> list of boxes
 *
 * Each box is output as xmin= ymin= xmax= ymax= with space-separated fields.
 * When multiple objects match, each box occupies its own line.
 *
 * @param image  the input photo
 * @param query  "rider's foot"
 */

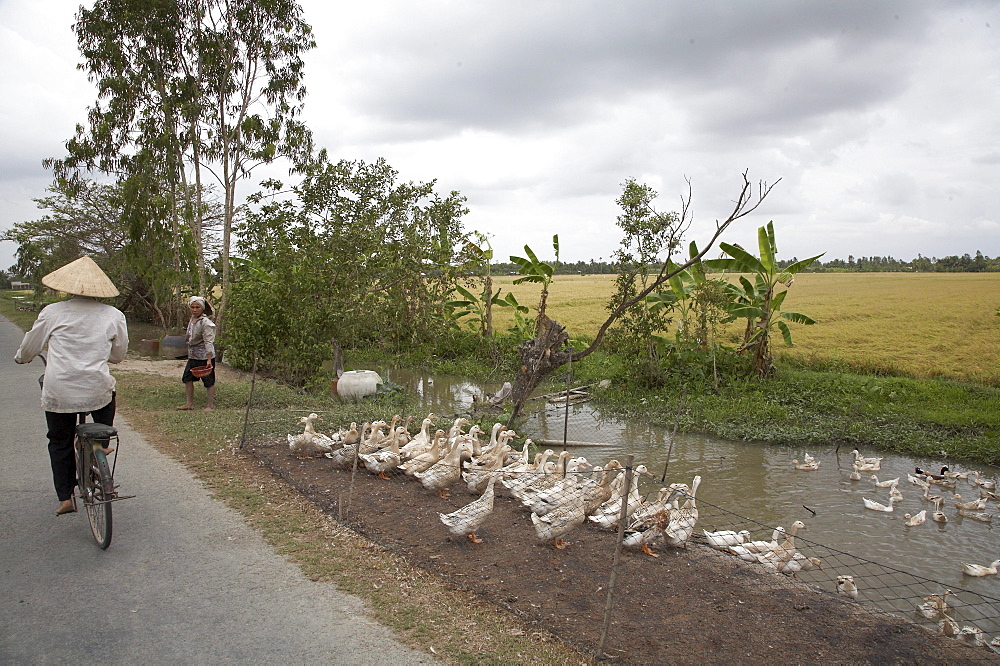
xmin=175 ymin=404 xmax=194 ymax=410
xmin=55 ymin=500 xmax=76 ymax=515
xmin=202 ymin=407 xmax=213 ymax=412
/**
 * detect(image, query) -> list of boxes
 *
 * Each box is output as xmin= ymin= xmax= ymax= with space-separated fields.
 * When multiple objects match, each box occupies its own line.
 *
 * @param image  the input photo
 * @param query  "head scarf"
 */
xmin=188 ymin=296 xmax=214 ymax=316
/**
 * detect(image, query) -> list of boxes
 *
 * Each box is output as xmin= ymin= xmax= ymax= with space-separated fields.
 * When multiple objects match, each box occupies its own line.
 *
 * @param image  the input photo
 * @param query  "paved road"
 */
xmin=0 ymin=315 xmax=434 ymax=664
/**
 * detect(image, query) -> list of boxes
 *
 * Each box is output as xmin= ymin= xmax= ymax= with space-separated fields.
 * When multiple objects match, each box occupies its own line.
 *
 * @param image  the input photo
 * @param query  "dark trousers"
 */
xmin=45 ymin=395 xmax=116 ymax=501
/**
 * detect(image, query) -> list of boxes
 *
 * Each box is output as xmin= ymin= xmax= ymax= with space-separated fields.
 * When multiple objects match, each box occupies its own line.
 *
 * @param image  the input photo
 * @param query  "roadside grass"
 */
xmin=116 ymin=371 xmax=589 ymax=665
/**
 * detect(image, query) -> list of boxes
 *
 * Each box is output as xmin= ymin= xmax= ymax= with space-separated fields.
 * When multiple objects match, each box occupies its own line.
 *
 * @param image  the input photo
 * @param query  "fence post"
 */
xmin=598 ymin=453 xmax=634 ymax=658
xmin=561 ymin=354 xmax=572 ymax=448
xmin=239 ymin=354 xmax=259 ymax=450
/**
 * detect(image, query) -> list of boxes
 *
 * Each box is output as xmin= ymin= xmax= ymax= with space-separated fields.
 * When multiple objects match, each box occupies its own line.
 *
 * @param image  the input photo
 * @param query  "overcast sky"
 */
xmin=1 ymin=1 xmax=998 ymax=272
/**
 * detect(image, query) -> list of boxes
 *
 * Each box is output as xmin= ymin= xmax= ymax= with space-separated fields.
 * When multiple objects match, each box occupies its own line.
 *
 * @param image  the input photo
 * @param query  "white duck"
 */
xmin=729 ymin=527 xmax=786 ymax=561
xmin=330 ymin=422 xmax=360 ymax=446
xmin=287 ymin=413 xmax=335 ymax=457
xmin=768 ymin=519 xmax=807 ymax=564
xmin=531 ymin=487 xmax=587 ymax=550
xmin=462 ymin=452 xmax=506 ymax=495
xmin=870 ymin=475 xmax=899 ymax=488
xmin=779 ymin=554 xmax=822 ymax=576
xmin=663 ymin=475 xmax=702 ymax=548
xmin=521 ymin=456 xmax=591 ymax=516
xmin=358 ymin=420 xmax=389 ymax=455
xmin=438 ymin=475 xmax=499 ymax=543
xmin=972 ymin=471 xmax=997 ymax=492
xmin=961 ymin=559 xmax=1000 ymax=577
xmin=588 ymin=465 xmax=653 ymax=528
xmin=704 ymin=529 xmax=751 ymax=550
xmin=837 ymin=575 xmax=859 ymax=600
xmin=953 ymin=493 xmax=987 ymax=511
xmin=399 ymin=430 xmax=446 ymax=476
xmin=358 ymin=429 xmax=403 ymax=479
xmin=852 ymin=449 xmax=883 ymax=469
xmin=414 ymin=440 xmax=474 ymax=498
xmin=790 ymin=459 xmax=820 ymax=471
xmin=582 ymin=461 xmax=624 ymax=515
xmin=863 ymin=497 xmax=894 ymax=512
xmin=400 ymin=414 xmax=437 ymax=458
xmin=903 ymin=510 xmax=927 ymax=527
xmin=956 ymin=508 xmax=994 ymax=523
xmin=503 ymin=449 xmax=555 ymax=494
xmin=931 ymin=496 xmax=949 ymax=523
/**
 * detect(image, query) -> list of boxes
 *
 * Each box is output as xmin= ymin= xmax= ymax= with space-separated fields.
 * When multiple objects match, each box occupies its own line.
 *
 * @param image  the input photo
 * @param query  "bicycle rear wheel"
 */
xmin=86 ymin=449 xmax=114 ymax=549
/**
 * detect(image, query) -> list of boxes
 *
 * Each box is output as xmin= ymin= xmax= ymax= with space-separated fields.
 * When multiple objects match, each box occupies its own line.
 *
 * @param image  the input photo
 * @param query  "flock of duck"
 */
xmin=288 ymin=415 xmax=1000 ymax=648
xmin=288 ymin=412 xmax=712 ymax=553
xmin=792 ymin=448 xmax=1000 ymax=579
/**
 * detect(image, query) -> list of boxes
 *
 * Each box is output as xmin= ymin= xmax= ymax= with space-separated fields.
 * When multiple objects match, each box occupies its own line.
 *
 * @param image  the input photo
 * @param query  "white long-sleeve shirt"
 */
xmin=14 ymin=296 xmax=129 ymax=413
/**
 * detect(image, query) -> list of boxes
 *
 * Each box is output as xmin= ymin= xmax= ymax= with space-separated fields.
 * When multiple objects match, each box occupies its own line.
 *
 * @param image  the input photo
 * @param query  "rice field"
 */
xmin=484 ymin=272 xmax=1000 ymax=384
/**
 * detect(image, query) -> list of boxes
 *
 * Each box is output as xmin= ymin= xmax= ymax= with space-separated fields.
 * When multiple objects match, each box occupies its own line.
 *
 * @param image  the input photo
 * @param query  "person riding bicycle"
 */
xmin=13 ymin=256 xmax=128 ymax=516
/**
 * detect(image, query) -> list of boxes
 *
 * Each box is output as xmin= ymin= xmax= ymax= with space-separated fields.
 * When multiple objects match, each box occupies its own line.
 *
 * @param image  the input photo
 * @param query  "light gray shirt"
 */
xmin=14 ymin=296 xmax=128 ymax=413
xmin=185 ymin=315 xmax=216 ymax=360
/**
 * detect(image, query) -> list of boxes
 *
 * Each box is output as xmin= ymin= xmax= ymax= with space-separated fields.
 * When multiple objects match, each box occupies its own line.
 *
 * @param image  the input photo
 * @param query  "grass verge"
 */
xmin=594 ymin=367 xmax=1000 ymax=465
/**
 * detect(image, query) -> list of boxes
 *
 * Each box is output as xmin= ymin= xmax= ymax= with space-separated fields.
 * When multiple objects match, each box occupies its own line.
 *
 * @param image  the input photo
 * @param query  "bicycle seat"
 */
xmin=76 ymin=423 xmax=118 ymax=439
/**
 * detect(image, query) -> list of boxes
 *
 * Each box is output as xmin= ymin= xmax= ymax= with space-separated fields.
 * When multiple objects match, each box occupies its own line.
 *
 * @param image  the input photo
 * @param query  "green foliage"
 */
xmin=1 ymin=179 xmax=206 ymax=327
xmin=509 ymin=235 xmax=560 ymax=334
xmin=607 ymin=179 xmax=682 ymax=381
xmin=445 ymin=238 xmax=529 ymax=338
xmin=47 ymin=0 xmax=317 ymax=330
xmin=224 ymin=155 xmax=470 ymax=384
xmin=594 ymin=366 xmax=1000 ymax=464
xmin=705 ymin=221 xmax=823 ymax=377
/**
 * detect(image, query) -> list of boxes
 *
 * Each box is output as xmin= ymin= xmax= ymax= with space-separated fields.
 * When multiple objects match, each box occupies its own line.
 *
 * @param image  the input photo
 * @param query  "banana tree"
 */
xmin=510 ymin=235 xmax=559 ymax=337
xmin=646 ymin=240 xmax=708 ymax=342
xmin=445 ymin=284 xmax=529 ymax=336
xmin=705 ymin=221 xmax=823 ymax=377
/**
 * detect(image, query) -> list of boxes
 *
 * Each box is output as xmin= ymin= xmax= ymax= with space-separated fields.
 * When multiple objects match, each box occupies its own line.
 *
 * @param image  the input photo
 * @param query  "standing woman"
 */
xmin=176 ymin=296 xmax=216 ymax=412
xmin=14 ymin=256 xmax=128 ymax=515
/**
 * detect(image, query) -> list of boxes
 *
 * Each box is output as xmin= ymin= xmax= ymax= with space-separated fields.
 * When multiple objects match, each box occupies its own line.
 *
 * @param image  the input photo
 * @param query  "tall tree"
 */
xmin=46 ymin=0 xmax=315 ymax=330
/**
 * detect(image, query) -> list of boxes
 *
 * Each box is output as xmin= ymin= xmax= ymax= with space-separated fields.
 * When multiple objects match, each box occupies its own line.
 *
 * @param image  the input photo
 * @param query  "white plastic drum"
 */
xmin=335 ymin=370 xmax=383 ymax=400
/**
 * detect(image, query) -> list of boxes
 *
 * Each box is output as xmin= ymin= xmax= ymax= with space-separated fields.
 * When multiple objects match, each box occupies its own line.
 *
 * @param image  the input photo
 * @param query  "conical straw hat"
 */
xmin=42 ymin=256 xmax=119 ymax=298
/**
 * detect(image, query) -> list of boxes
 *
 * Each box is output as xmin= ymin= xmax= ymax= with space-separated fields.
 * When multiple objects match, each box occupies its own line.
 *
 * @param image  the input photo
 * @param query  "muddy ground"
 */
xmin=248 ymin=438 xmax=993 ymax=664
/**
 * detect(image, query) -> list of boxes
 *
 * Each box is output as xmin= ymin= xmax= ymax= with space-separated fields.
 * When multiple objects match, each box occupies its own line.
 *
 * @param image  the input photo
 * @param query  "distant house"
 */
xmin=10 ymin=281 xmax=31 ymax=290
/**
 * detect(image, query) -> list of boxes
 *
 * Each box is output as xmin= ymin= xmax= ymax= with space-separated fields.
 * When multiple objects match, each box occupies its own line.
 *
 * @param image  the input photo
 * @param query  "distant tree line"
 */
xmin=486 ymin=251 xmax=999 ymax=275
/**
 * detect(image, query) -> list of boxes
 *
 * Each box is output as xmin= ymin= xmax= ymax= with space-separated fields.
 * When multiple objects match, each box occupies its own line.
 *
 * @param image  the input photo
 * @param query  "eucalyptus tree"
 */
xmin=46 ymin=0 xmax=315 ymax=330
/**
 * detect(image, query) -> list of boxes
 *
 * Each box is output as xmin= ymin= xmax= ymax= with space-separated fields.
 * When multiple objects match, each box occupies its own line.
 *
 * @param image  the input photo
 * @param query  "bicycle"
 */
xmin=38 ymin=355 xmax=133 ymax=549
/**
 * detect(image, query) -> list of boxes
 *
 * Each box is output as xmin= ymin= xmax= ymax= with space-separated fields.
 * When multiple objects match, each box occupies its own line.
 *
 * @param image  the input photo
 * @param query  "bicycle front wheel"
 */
xmin=87 ymin=450 xmax=114 ymax=549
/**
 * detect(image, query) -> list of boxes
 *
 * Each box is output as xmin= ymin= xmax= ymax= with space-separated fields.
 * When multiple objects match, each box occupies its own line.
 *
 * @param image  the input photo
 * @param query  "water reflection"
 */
xmin=382 ymin=369 xmax=1000 ymax=595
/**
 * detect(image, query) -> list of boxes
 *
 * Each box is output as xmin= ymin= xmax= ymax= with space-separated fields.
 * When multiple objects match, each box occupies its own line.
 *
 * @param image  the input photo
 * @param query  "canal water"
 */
xmin=381 ymin=369 xmax=1000 ymax=600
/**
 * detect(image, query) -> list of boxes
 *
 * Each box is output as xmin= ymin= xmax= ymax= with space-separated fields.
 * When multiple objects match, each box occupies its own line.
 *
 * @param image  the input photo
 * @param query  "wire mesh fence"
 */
xmin=235 ymin=363 xmax=1000 ymax=661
